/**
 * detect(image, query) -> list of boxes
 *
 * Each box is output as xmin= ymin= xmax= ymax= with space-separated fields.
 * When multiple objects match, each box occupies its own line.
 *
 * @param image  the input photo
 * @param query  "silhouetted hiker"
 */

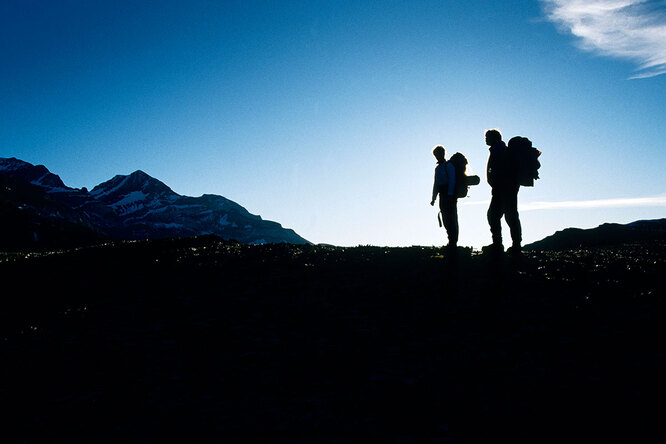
xmin=430 ymin=145 xmax=458 ymax=249
xmin=483 ymin=129 xmax=522 ymax=255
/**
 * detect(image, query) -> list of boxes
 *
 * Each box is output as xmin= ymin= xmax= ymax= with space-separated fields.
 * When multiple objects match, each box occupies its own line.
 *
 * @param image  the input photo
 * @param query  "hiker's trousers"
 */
xmin=439 ymin=195 xmax=459 ymax=246
xmin=488 ymin=185 xmax=521 ymax=247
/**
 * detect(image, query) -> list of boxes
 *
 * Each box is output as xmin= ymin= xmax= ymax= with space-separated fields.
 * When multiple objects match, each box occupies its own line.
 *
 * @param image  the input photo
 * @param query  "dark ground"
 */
xmin=1 ymin=237 xmax=665 ymax=443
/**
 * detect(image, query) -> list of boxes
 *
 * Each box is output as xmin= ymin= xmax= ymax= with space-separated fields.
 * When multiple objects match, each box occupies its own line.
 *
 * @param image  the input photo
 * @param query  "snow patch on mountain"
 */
xmin=140 ymin=207 xmax=170 ymax=216
xmin=219 ymin=214 xmax=231 ymax=226
xmin=32 ymin=173 xmax=51 ymax=186
xmin=111 ymin=191 xmax=148 ymax=207
xmin=153 ymin=222 xmax=185 ymax=229
xmin=0 ymin=157 xmax=26 ymax=172
xmin=90 ymin=176 xmax=130 ymax=198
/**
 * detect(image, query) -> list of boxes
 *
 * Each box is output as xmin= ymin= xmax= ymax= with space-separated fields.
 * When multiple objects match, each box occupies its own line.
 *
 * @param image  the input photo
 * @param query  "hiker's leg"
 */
xmin=441 ymin=197 xmax=457 ymax=246
xmin=439 ymin=196 xmax=450 ymax=244
xmin=444 ymin=197 xmax=459 ymax=246
xmin=504 ymin=186 xmax=522 ymax=247
xmin=487 ymin=189 xmax=503 ymax=245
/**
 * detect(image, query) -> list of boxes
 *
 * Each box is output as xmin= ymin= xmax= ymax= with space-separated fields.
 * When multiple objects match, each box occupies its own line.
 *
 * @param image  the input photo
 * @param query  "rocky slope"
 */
xmin=0 ymin=157 xmax=309 ymax=249
xmin=524 ymin=218 xmax=666 ymax=250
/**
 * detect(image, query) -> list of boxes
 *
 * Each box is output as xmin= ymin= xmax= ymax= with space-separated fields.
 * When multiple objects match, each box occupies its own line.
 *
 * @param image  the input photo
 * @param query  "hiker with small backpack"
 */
xmin=430 ymin=145 xmax=459 ymax=249
xmin=430 ymin=145 xmax=481 ymax=250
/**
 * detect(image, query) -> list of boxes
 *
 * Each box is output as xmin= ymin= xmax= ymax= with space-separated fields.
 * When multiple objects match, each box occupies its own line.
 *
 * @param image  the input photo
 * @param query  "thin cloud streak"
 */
xmin=541 ymin=0 xmax=666 ymax=78
xmin=463 ymin=195 xmax=666 ymax=211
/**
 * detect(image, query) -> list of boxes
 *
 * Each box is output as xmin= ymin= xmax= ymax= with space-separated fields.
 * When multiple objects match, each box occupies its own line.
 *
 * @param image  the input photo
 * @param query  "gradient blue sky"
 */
xmin=2 ymin=0 xmax=665 ymax=248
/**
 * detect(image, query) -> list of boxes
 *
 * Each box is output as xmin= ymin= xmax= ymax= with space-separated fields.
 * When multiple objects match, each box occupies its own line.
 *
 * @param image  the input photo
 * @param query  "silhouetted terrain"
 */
xmin=0 ymin=157 xmax=309 ymax=249
xmin=525 ymin=218 xmax=666 ymax=251
xmin=1 ymin=238 xmax=664 ymax=442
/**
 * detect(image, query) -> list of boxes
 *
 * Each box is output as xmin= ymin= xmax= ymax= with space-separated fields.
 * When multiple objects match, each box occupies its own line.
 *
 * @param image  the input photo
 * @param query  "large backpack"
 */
xmin=508 ymin=136 xmax=541 ymax=187
xmin=448 ymin=152 xmax=471 ymax=198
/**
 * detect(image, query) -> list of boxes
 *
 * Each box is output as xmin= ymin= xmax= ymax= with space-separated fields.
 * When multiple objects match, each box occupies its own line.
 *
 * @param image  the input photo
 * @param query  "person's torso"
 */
xmin=487 ymin=143 xmax=513 ymax=186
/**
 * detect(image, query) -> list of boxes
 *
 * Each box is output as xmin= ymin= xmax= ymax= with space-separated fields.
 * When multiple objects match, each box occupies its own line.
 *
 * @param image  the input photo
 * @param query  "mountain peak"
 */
xmin=91 ymin=169 xmax=174 ymax=199
xmin=128 ymin=169 xmax=150 ymax=179
xmin=0 ymin=157 xmax=30 ymax=171
xmin=0 ymin=157 xmax=68 ymax=189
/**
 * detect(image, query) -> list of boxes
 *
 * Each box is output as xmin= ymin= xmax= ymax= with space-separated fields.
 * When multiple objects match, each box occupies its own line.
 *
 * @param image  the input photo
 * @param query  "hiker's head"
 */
xmin=485 ymin=129 xmax=502 ymax=146
xmin=433 ymin=145 xmax=445 ymax=163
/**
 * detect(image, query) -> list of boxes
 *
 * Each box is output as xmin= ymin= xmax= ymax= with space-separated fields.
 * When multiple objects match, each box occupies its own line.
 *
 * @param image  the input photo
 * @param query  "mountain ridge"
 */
xmin=524 ymin=218 xmax=666 ymax=251
xmin=0 ymin=157 xmax=309 ymax=250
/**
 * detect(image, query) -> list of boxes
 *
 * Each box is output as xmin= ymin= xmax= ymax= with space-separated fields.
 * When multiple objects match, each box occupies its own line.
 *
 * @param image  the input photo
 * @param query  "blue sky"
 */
xmin=1 ymin=0 xmax=665 ymax=248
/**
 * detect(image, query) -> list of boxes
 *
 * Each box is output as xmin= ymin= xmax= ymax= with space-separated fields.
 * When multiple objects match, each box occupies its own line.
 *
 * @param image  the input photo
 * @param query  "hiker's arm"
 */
xmin=431 ymin=169 xmax=438 ymax=204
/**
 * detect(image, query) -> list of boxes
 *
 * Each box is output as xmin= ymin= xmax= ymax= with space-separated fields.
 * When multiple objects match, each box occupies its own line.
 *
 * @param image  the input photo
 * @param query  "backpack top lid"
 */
xmin=508 ymin=136 xmax=541 ymax=155
xmin=507 ymin=136 xmax=529 ymax=149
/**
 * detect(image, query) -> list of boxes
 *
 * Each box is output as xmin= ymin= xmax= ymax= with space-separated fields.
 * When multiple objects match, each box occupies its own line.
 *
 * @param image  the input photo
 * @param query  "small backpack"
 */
xmin=448 ymin=152 xmax=470 ymax=198
xmin=508 ymin=136 xmax=541 ymax=187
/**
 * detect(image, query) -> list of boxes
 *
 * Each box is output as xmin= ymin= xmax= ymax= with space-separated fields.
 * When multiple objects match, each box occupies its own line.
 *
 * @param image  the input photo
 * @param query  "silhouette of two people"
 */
xmin=430 ymin=129 xmax=524 ymax=256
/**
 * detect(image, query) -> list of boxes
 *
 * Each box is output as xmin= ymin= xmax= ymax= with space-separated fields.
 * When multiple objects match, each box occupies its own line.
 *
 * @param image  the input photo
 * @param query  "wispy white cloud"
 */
xmin=520 ymin=195 xmax=666 ymax=211
xmin=464 ymin=195 xmax=666 ymax=210
xmin=541 ymin=0 xmax=666 ymax=78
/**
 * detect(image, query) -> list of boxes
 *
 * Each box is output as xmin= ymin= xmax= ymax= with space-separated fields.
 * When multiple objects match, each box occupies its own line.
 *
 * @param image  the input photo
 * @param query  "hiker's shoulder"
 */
xmin=488 ymin=143 xmax=506 ymax=156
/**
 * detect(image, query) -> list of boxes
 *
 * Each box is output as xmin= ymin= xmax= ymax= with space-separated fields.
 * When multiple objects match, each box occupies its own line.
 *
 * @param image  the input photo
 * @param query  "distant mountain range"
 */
xmin=0 ymin=157 xmax=309 ymax=250
xmin=524 ymin=218 xmax=666 ymax=251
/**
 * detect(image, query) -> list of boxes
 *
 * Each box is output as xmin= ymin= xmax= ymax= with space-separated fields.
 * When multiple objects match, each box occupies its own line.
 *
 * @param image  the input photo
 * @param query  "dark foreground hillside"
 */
xmin=1 ymin=238 xmax=665 ymax=442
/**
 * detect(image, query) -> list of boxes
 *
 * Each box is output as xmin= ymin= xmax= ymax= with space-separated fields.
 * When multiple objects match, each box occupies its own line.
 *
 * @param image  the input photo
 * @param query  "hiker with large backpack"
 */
xmin=483 ymin=129 xmax=522 ymax=255
xmin=430 ymin=145 xmax=459 ymax=249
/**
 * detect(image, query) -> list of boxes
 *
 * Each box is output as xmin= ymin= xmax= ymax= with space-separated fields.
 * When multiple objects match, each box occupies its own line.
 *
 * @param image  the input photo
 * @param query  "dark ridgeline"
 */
xmin=1 ymin=226 xmax=664 ymax=442
xmin=524 ymin=218 xmax=666 ymax=250
xmin=0 ymin=157 xmax=309 ymax=250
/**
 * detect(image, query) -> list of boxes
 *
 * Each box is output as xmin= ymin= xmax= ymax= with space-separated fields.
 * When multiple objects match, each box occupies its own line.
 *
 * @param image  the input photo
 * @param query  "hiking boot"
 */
xmin=506 ymin=245 xmax=522 ymax=256
xmin=482 ymin=243 xmax=503 ymax=255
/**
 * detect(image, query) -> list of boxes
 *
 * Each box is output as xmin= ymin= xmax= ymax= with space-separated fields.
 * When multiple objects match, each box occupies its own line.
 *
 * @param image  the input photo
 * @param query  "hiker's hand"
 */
xmin=430 ymin=200 xmax=434 ymax=206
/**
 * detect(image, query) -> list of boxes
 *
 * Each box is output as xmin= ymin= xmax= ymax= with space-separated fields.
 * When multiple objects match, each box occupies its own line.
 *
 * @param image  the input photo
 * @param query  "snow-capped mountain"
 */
xmin=0 ymin=157 xmax=309 ymax=248
xmin=0 ymin=157 xmax=71 ymax=190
